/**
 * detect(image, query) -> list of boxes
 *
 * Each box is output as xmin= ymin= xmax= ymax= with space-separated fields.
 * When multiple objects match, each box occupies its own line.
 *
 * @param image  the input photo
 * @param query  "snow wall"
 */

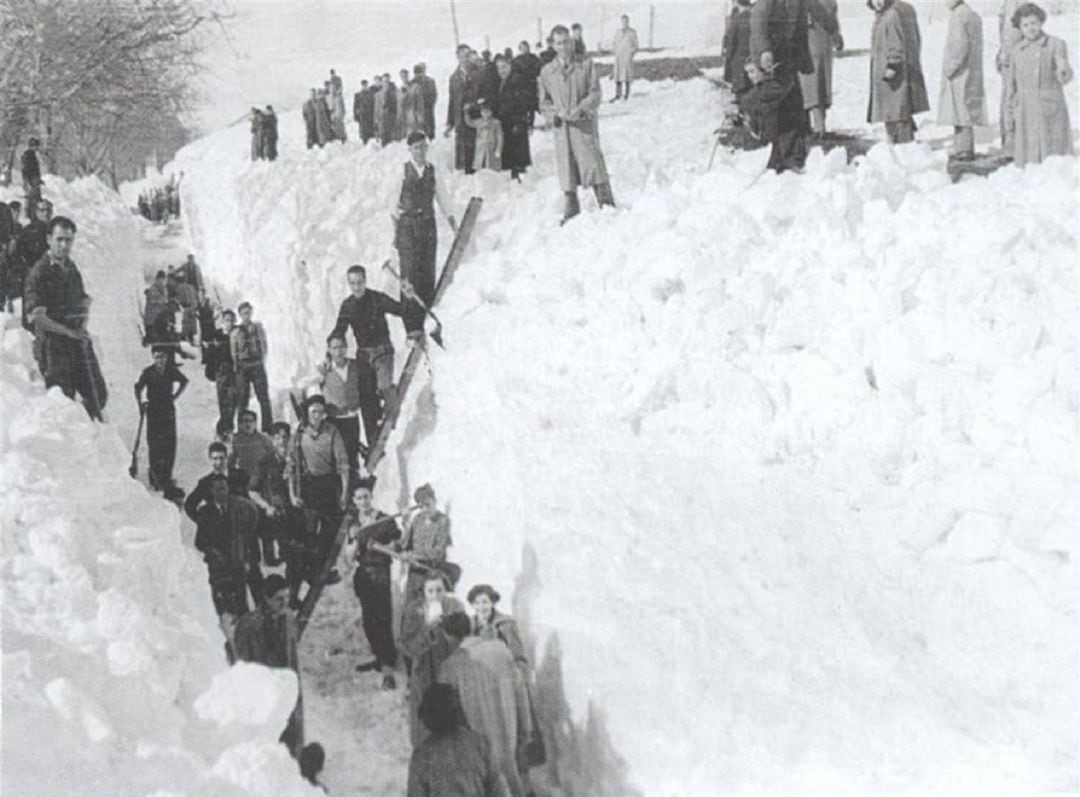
xmin=174 ymin=62 xmax=1078 ymax=796
xmin=0 ymin=177 xmax=318 ymax=796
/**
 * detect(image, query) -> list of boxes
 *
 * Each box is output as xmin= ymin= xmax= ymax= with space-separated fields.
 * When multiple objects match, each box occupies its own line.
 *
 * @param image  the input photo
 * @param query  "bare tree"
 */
xmin=0 ymin=0 xmax=229 ymax=185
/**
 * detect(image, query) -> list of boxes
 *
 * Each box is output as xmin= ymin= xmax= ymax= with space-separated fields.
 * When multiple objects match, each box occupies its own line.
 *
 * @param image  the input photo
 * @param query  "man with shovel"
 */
xmin=393 ymin=131 xmax=456 ymax=341
xmin=327 ymin=264 xmax=404 ymax=453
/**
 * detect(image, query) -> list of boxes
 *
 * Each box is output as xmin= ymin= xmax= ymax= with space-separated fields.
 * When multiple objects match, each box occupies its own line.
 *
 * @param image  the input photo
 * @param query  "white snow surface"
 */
xmin=173 ymin=10 xmax=1080 ymax=791
xmin=0 ymin=179 xmax=317 ymax=796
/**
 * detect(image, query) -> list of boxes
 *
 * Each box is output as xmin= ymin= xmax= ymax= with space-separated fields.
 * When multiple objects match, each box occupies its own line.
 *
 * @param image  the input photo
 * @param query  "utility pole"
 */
xmin=450 ymin=0 xmax=461 ymax=47
xmin=649 ymin=5 xmax=655 ymax=49
xmin=537 ymin=16 xmax=543 ymax=45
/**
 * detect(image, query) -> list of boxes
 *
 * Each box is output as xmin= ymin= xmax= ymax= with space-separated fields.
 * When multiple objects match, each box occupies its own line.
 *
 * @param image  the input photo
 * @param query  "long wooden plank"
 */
xmin=364 ymin=196 xmax=483 ymax=472
xmin=296 ymin=197 xmax=482 ymax=638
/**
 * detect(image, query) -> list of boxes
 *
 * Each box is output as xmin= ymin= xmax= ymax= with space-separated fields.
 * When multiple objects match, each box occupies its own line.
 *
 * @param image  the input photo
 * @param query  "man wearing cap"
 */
xmin=23 ymin=215 xmax=108 ymax=420
xmin=134 ymin=344 xmax=188 ymax=499
xmin=192 ymin=471 xmax=263 ymax=617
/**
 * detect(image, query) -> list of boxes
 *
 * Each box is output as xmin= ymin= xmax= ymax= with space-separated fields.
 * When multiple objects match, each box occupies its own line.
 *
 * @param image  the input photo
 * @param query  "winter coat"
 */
xmin=467 ymin=115 xmax=503 ymax=171
xmin=473 ymin=612 xmax=528 ymax=671
xmin=380 ymin=85 xmax=399 ymax=142
xmin=723 ymin=6 xmax=754 ymax=91
xmin=400 ymin=81 xmax=422 ymax=137
xmin=407 ymin=726 xmax=508 ymax=797
xmin=439 ymin=639 xmax=529 ymax=797
xmin=750 ymin=0 xmax=814 ymax=78
xmin=400 ymin=595 xmax=466 ymax=747
xmin=302 ymin=100 xmax=317 ymax=147
xmin=799 ymin=0 xmax=841 ymax=110
xmin=867 ymin=1 xmax=930 ymax=124
xmin=538 ymin=55 xmax=611 ymax=190
xmin=314 ymin=96 xmax=332 ymax=145
xmin=21 ymin=149 xmax=41 ymax=184
xmin=938 ymin=2 xmax=987 ymax=127
xmin=612 ymin=27 xmax=640 ymax=82
xmin=1005 ymin=33 xmax=1074 ymax=166
xmin=495 ymin=73 xmax=533 ymax=172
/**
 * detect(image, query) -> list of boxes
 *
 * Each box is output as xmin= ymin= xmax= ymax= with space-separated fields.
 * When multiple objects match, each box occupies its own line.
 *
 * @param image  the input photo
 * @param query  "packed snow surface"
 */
xmin=0 ymin=179 xmax=317 ymax=796
xmin=174 ymin=8 xmax=1079 ymax=790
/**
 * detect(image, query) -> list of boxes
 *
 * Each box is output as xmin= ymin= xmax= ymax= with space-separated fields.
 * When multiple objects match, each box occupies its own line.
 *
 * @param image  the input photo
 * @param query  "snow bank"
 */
xmin=0 ymin=176 xmax=317 ymax=796
xmin=176 ymin=52 xmax=1077 ymax=796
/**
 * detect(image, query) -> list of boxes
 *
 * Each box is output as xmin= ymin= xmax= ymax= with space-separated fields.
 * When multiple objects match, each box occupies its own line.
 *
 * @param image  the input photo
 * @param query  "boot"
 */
xmin=623 ymin=81 xmax=631 ymax=100
xmin=593 ymin=182 xmax=616 ymax=209
xmin=610 ymin=82 xmax=622 ymax=102
xmin=560 ymin=191 xmax=581 ymax=225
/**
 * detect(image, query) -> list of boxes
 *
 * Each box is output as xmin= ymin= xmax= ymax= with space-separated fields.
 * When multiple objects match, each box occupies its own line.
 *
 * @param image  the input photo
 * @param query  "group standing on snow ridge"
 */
xmin=719 ymin=0 xmax=1073 ymax=171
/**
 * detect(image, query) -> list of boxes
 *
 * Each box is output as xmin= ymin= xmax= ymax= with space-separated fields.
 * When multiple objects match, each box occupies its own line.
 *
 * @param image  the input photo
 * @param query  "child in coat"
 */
xmin=1005 ymin=2 xmax=1074 ymax=166
xmin=466 ymin=99 xmax=504 ymax=171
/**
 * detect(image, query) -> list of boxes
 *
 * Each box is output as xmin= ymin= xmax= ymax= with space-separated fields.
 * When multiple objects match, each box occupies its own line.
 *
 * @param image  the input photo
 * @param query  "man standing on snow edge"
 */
xmin=538 ymin=25 xmax=615 ymax=225
xmin=23 ymin=215 xmax=108 ymax=420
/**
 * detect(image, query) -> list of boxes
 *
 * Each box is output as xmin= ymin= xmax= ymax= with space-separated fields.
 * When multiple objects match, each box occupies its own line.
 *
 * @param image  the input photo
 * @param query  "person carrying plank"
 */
xmin=393 ymin=132 xmax=457 ymax=342
xmin=327 ymin=265 xmax=405 ymax=445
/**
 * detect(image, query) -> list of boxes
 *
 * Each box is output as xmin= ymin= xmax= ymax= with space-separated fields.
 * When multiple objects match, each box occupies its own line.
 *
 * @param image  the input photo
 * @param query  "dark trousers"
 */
xmin=215 ymin=377 xmax=235 ymax=437
xmin=146 ymin=401 xmax=177 ymax=489
xmin=353 ymin=565 xmax=397 ymax=668
xmin=300 ymin=474 xmax=343 ymax=557
xmin=43 ymin=336 xmax=107 ymax=421
xmin=328 ymin=415 xmax=360 ymax=472
xmin=235 ymin=363 xmax=273 ymax=432
xmin=454 ymin=125 xmax=477 ymax=173
xmin=396 ymin=215 xmax=437 ymax=334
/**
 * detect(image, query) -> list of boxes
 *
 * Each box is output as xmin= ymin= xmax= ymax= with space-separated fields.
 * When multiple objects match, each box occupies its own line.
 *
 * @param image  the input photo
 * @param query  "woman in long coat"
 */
xmin=938 ymin=0 xmax=986 ymax=159
xmin=538 ymin=27 xmax=614 ymax=223
xmin=314 ymin=88 xmax=332 ymax=146
xmin=722 ymin=0 xmax=754 ymax=96
xmin=494 ymin=56 xmax=533 ymax=179
xmin=867 ymin=0 xmax=929 ymax=143
xmin=1005 ymin=3 xmax=1074 ymax=166
xmin=800 ymin=0 xmax=842 ymax=134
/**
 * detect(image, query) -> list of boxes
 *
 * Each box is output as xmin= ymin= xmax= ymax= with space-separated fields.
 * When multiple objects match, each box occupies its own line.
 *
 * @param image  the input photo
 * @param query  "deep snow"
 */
xmin=0 ymin=182 xmax=318 ymax=796
xmin=3 ymin=2 xmax=1078 ymax=795
xmin=172 ymin=6 xmax=1079 ymax=793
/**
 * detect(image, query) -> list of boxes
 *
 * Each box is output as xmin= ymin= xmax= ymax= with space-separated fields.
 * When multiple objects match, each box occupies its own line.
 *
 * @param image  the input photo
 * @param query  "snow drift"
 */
xmin=0 ymin=176 xmax=317 ymax=796
xmin=175 ymin=50 xmax=1078 ymax=795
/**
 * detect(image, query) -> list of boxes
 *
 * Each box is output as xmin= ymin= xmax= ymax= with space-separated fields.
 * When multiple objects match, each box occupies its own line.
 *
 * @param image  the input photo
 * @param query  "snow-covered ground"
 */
xmin=0 ymin=183 xmax=319 ymax=795
xmin=169 ymin=5 xmax=1079 ymax=795
xmin=4 ymin=2 xmax=1078 ymax=795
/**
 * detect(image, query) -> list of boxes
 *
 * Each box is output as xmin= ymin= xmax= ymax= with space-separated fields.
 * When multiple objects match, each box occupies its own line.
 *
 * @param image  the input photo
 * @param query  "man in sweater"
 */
xmin=327 ymin=265 xmax=404 ymax=443
xmin=318 ymin=335 xmax=365 ymax=471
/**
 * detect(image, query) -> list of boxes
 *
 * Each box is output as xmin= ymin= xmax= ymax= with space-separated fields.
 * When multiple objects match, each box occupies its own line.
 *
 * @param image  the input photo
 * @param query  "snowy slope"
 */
xmin=0 ymin=177 xmax=318 ymax=796
xmin=174 ymin=9 xmax=1076 ymax=795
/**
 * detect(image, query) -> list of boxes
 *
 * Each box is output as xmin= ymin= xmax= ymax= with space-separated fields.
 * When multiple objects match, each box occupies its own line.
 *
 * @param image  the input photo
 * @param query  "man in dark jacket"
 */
xmin=11 ymin=198 xmax=51 ymax=316
xmin=327 ymin=264 xmax=404 ymax=438
xmin=749 ymin=0 xmax=815 ymax=171
xmin=263 ymin=105 xmax=279 ymax=161
xmin=354 ymin=80 xmax=376 ymax=143
xmin=302 ymin=89 xmax=318 ymax=149
xmin=193 ymin=473 xmax=263 ymax=617
xmin=415 ymin=63 xmax=438 ymax=139
xmin=379 ymin=73 xmax=399 ymax=143
xmin=445 ymin=44 xmax=484 ymax=173
xmin=21 ymin=138 xmax=43 ymax=211
xmin=134 ymin=345 xmax=188 ymax=499
xmin=513 ymin=41 xmax=544 ymax=125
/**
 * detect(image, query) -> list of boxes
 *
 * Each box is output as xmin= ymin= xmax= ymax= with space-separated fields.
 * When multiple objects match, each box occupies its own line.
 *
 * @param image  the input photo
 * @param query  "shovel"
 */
xmin=381 ymin=262 xmax=445 ymax=349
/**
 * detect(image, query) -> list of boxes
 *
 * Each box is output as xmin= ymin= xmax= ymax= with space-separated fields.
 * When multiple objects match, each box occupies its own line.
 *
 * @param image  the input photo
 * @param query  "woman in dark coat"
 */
xmin=493 ymin=55 xmax=533 ymax=180
xmin=722 ymin=0 xmax=754 ymax=96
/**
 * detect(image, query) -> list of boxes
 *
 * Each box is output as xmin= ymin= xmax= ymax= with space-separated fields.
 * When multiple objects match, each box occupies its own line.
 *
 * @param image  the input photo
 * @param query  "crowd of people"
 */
xmin=721 ymin=0 xmax=1073 ymax=171
xmin=136 ymin=177 xmax=183 ymax=222
xmin=4 ymin=5 xmax=1075 ymax=793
